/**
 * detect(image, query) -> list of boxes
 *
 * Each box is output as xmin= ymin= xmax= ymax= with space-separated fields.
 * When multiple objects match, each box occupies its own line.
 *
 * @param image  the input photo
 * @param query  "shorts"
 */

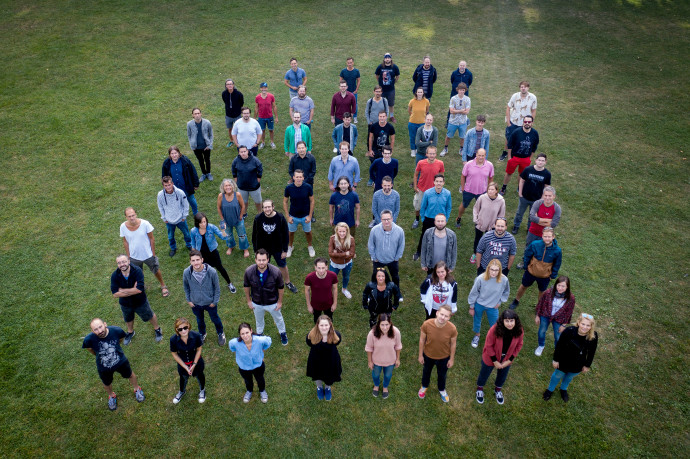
xmin=238 ymin=187 xmax=262 ymax=205
xmin=505 ymin=122 xmax=520 ymax=140
xmin=225 ymin=115 xmax=241 ymax=130
xmin=288 ymin=215 xmax=312 ymax=233
xmin=129 ymin=256 xmax=160 ymax=274
xmin=382 ymin=88 xmax=395 ymax=106
xmin=121 ymin=300 xmax=155 ymax=323
xmin=521 ymin=270 xmax=551 ymax=292
xmin=268 ymin=250 xmax=287 ymax=268
xmin=506 ymin=156 xmax=531 ymax=175
xmin=462 ymin=190 xmax=481 ymax=208
xmin=98 ymin=360 xmax=132 ymax=385
xmin=413 ymin=190 xmax=424 ymax=211
xmin=446 ymin=121 xmax=468 ymax=139
xmin=258 ymin=117 xmax=274 ymax=131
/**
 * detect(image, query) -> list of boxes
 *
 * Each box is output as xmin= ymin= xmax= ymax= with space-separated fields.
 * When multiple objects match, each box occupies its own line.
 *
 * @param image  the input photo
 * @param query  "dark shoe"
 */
xmin=511 ymin=226 xmax=519 ymax=235
xmin=280 ymin=332 xmax=288 ymax=346
xmin=123 ymin=331 xmax=135 ymax=345
xmin=495 ymin=390 xmax=505 ymax=405
xmin=286 ymin=282 xmax=298 ymax=294
xmin=560 ymin=389 xmax=569 ymax=402
xmin=169 ymin=248 xmax=177 ymax=257
xmin=154 ymin=327 xmax=163 ymax=343
xmin=218 ymin=332 xmax=226 ymax=346
xmin=455 ymin=217 xmax=462 ymax=228
xmin=412 ymin=252 xmax=420 ymax=261
xmin=372 ymin=388 xmax=379 ymax=397
xmin=382 ymin=390 xmax=389 ymax=399
xmin=108 ymin=394 xmax=117 ymax=410
xmin=509 ymin=299 xmax=519 ymax=310
xmin=543 ymin=389 xmax=553 ymax=401
xmin=499 ymin=151 xmax=508 ymax=162
xmin=200 ymin=333 xmax=207 ymax=343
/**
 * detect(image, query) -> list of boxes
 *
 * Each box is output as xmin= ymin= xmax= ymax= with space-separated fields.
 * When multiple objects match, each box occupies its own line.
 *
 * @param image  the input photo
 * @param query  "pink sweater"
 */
xmin=473 ymin=193 xmax=506 ymax=232
xmin=365 ymin=326 xmax=402 ymax=367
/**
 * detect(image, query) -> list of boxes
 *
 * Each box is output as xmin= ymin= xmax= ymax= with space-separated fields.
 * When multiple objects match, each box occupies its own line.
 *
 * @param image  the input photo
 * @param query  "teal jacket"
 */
xmin=283 ymin=123 xmax=312 ymax=154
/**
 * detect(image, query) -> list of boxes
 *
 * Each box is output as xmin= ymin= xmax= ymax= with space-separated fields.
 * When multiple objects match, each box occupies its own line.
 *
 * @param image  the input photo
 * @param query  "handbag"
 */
xmin=528 ymin=246 xmax=553 ymax=278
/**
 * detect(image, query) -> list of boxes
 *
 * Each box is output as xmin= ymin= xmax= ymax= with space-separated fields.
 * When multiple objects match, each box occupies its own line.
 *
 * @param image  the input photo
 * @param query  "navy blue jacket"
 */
xmin=450 ymin=68 xmax=473 ymax=97
xmin=412 ymin=64 xmax=438 ymax=99
xmin=162 ymin=155 xmax=199 ymax=197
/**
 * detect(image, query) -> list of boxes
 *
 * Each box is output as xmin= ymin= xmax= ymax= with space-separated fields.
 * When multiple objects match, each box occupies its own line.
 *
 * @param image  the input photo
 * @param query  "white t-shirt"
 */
xmin=120 ymin=219 xmax=154 ymax=261
xmin=231 ymin=118 xmax=263 ymax=148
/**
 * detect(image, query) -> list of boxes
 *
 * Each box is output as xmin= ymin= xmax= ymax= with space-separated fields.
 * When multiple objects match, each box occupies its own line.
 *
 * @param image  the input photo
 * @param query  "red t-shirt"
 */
xmin=415 ymin=160 xmax=445 ymax=191
xmin=529 ymin=203 xmax=556 ymax=237
xmin=304 ymin=271 xmax=338 ymax=310
xmin=255 ymin=93 xmax=275 ymax=119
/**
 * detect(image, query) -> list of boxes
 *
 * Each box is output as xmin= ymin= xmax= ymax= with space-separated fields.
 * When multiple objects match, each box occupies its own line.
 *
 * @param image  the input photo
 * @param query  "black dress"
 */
xmin=306 ymin=331 xmax=342 ymax=385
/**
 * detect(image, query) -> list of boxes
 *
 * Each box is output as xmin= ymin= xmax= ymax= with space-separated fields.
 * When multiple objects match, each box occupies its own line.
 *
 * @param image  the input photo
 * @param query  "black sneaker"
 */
xmin=560 ymin=389 xmax=569 ymax=402
xmin=455 ymin=217 xmax=462 ymax=228
xmin=169 ymin=248 xmax=177 ymax=257
xmin=499 ymin=151 xmax=508 ymax=161
xmin=201 ymin=333 xmax=207 ymax=343
xmin=543 ymin=389 xmax=553 ymax=401
xmin=511 ymin=226 xmax=519 ymax=235
xmin=509 ymin=299 xmax=519 ymax=310
xmin=495 ymin=390 xmax=505 ymax=405
xmin=476 ymin=389 xmax=485 ymax=404
xmin=154 ymin=328 xmax=163 ymax=343
xmin=123 ymin=331 xmax=135 ymax=345
xmin=499 ymin=187 xmax=506 ymax=196
xmin=412 ymin=252 xmax=420 ymax=261
xmin=286 ymin=282 xmax=298 ymax=294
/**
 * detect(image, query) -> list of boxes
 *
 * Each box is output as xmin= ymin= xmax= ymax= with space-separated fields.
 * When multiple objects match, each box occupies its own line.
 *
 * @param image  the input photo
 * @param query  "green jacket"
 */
xmin=284 ymin=123 xmax=312 ymax=154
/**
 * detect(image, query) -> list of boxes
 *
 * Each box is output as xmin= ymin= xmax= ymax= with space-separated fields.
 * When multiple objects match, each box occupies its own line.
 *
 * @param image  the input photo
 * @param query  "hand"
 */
xmin=330 ymin=305 xmax=336 ymax=312
xmin=494 ymin=361 xmax=502 ymax=369
xmin=355 ymin=219 xmax=360 ymax=227
xmin=368 ymin=361 xmax=374 ymax=370
xmin=329 ymin=219 xmax=334 ymax=226
xmin=274 ymin=117 xmax=278 ymax=123
xmin=247 ymin=301 xmax=254 ymax=310
xmin=552 ymin=361 xmax=559 ymax=369
xmin=421 ymin=267 xmax=428 ymax=272
xmin=280 ymin=252 xmax=287 ymax=259
xmin=209 ymin=303 xmax=216 ymax=308
xmin=447 ymin=358 xmax=454 ymax=369
xmin=469 ymin=309 xmax=475 ymax=317
xmin=194 ymin=187 xmax=199 ymax=191
xmin=558 ymin=325 xmax=566 ymax=334
xmin=205 ymin=147 xmax=210 ymax=151
xmin=418 ymin=355 xmax=424 ymax=365
xmin=329 ymin=185 xmax=336 ymax=192
xmin=414 ymin=187 xmax=420 ymax=193
xmin=582 ymin=366 xmax=590 ymax=373
xmin=287 ymin=216 xmax=294 ymax=224
xmin=395 ymin=359 xmax=401 ymax=368
xmin=187 ymin=363 xmax=195 ymax=375
xmin=344 ymin=251 xmax=350 ymax=257
xmin=188 ymin=301 xmax=195 ymax=308
xmin=305 ymin=215 xmax=312 ymax=223
xmin=367 ymin=150 xmax=374 ymax=157
xmin=535 ymin=315 xmax=540 ymax=325
xmin=276 ymin=302 xmax=282 ymax=311
xmin=307 ymin=305 xmax=313 ymax=314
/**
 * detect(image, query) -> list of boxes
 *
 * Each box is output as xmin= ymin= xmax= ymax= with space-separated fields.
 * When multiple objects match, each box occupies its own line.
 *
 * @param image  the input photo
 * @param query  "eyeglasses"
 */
xmin=523 ymin=120 xmax=533 ymax=124
xmin=177 ymin=326 xmax=189 ymax=332
xmin=581 ymin=314 xmax=593 ymax=320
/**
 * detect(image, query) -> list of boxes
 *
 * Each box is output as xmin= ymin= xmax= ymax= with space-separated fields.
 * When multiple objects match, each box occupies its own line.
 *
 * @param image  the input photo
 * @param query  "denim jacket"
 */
xmin=191 ymin=224 xmax=227 ymax=252
xmin=462 ymin=127 xmax=491 ymax=162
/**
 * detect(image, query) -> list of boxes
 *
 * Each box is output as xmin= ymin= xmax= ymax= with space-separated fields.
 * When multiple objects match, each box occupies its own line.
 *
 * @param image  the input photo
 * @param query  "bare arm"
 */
xmin=217 ymin=194 xmax=225 ymax=223
xmin=283 ymin=196 xmax=292 ymax=223
xmin=236 ymin=192 xmax=246 ymax=216
xmin=447 ymin=336 xmax=457 ymax=368
xmin=518 ymin=177 xmax=525 ymax=197
xmin=147 ymin=231 xmax=156 ymax=257
xmin=418 ymin=331 xmax=426 ymax=364
xmin=122 ymin=237 xmax=130 ymax=258
xmin=331 ymin=283 xmax=338 ymax=311
xmin=244 ymin=286 xmax=254 ymax=309
xmin=305 ymin=285 xmax=313 ymax=313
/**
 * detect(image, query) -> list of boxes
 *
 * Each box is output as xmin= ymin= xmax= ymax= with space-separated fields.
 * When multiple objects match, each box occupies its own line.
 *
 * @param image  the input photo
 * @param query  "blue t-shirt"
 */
xmin=340 ymin=68 xmax=361 ymax=93
xmin=284 ymin=68 xmax=306 ymax=88
xmin=82 ymin=326 xmax=128 ymax=372
xmin=170 ymin=160 xmax=186 ymax=190
xmin=329 ymin=191 xmax=360 ymax=227
xmin=284 ymin=183 xmax=313 ymax=218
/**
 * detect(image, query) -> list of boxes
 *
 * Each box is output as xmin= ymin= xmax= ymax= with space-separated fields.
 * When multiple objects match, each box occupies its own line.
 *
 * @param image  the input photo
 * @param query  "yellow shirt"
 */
xmin=408 ymin=98 xmax=430 ymax=124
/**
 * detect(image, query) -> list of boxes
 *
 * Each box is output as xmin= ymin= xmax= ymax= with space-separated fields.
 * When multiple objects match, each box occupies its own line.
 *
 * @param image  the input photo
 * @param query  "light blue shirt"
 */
xmin=284 ymin=68 xmax=306 ymax=87
xmin=228 ymin=335 xmax=272 ymax=370
xmin=328 ymin=155 xmax=361 ymax=185
xmin=420 ymin=187 xmax=452 ymax=220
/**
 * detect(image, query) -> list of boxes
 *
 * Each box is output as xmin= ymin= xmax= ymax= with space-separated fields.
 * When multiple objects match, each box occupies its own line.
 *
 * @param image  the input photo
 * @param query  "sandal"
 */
xmin=226 ymin=248 xmax=233 ymax=256
xmin=161 ymin=286 xmax=170 ymax=297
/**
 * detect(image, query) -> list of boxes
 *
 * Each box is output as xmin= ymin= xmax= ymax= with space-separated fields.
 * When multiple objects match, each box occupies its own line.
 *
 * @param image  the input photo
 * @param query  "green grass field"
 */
xmin=1 ymin=0 xmax=689 ymax=457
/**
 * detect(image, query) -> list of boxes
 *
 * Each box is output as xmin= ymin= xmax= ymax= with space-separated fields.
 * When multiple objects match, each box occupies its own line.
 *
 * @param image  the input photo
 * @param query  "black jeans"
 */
xmin=238 ymin=362 xmax=266 ymax=392
xmin=201 ymin=248 xmax=231 ymax=284
xmin=194 ymin=149 xmax=211 ymax=175
xmin=372 ymin=260 xmax=400 ymax=287
xmin=416 ymin=217 xmax=436 ymax=254
xmin=178 ymin=360 xmax=205 ymax=391
xmin=421 ymin=353 xmax=450 ymax=391
xmin=473 ymin=228 xmax=485 ymax=253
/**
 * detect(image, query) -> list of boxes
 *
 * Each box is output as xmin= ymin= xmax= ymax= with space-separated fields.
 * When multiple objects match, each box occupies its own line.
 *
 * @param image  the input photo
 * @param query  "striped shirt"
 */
xmin=476 ymin=230 xmax=517 ymax=269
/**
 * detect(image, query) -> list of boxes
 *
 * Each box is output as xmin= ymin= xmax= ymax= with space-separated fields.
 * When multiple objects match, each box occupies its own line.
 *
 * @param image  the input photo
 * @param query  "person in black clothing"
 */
xmin=500 ymin=115 xmax=539 ymax=195
xmin=362 ymin=268 xmax=401 ymax=328
xmin=512 ymin=153 xmax=551 ymax=234
xmin=162 ymin=145 xmax=200 ymax=215
xmin=543 ymin=313 xmax=598 ymax=402
xmin=251 ymin=200 xmax=297 ymax=293
xmin=306 ymin=315 xmax=342 ymax=401
xmin=222 ymin=79 xmax=244 ymax=147
xmin=170 ymin=317 xmax=206 ymax=404
xmin=412 ymin=55 xmax=438 ymax=99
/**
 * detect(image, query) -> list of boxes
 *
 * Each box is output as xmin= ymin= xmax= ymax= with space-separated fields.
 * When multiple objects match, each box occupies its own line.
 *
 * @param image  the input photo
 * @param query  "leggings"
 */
xmin=194 ymin=149 xmax=211 ymax=175
xmin=473 ymin=228 xmax=485 ymax=253
xmin=239 ymin=362 xmax=266 ymax=392
xmin=201 ymin=248 xmax=231 ymax=284
xmin=421 ymin=353 xmax=450 ymax=391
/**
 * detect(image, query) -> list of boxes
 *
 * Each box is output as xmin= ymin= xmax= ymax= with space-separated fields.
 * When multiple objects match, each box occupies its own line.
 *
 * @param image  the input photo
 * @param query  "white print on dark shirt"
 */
xmin=98 ymin=341 xmax=121 ymax=369
xmin=527 ymin=173 xmax=546 ymax=182
xmin=262 ymin=222 xmax=277 ymax=234
xmin=489 ymin=241 xmax=508 ymax=258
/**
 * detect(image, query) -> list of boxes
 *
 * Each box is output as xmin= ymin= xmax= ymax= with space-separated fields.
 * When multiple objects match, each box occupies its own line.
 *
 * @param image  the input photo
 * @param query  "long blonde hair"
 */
xmin=308 ymin=315 xmax=340 ymax=345
xmin=482 ymin=259 xmax=503 ymax=283
xmin=333 ymin=223 xmax=351 ymax=250
xmin=574 ymin=314 xmax=597 ymax=341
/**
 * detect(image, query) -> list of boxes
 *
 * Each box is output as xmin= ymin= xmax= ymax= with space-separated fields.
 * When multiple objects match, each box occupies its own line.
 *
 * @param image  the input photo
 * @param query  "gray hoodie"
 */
xmin=157 ymin=186 xmax=189 ymax=225
xmin=183 ymin=264 xmax=221 ymax=306
xmin=367 ymin=222 xmax=405 ymax=263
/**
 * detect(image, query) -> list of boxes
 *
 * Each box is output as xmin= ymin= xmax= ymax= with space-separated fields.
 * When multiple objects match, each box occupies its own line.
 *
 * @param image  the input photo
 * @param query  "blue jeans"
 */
xmin=329 ymin=262 xmax=352 ymax=289
xmin=166 ymin=221 xmax=192 ymax=250
xmin=513 ymin=196 xmax=535 ymax=230
xmin=538 ymin=316 xmax=562 ymax=347
xmin=187 ymin=194 xmax=199 ymax=216
xmin=224 ymin=219 xmax=249 ymax=250
xmin=476 ymin=360 xmax=511 ymax=389
xmin=473 ymin=303 xmax=499 ymax=334
xmin=548 ymin=369 xmax=580 ymax=391
xmin=408 ymin=122 xmax=424 ymax=150
xmin=372 ymin=364 xmax=395 ymax=388
xmin=191 ymin=304 xmax=224 ymax=335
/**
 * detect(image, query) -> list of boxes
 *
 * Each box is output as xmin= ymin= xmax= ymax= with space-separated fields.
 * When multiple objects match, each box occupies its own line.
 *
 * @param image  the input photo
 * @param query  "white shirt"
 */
xmin=120 ymin=219 xmax=154 ymax=261
xmin=231 ymin=118 xmax=263 ymax=148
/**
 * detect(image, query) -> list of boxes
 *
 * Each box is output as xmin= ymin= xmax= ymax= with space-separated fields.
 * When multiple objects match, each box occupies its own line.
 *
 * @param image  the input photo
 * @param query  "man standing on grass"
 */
xmin=255 ymin=82 xmax=278 ymax=150
xmin=412 ymin=146 xmax=445 ymax=229
xmin=418 ymin=304 xmax=457 ymax=403
xmin=331 ymin=112 xmax=358 ymax=155
xmin=110 ymin=255 xmax=163 ymax=346
xmin=331 ymin=81 xmax=356 ymax=127
xmin=304 ymin=257 xmax=339 ymax=323
xmin=475 ymin=217 xmax=517 ymax=276
xmin=289 ymin=85 xmax=314 ymax=129
xmin=509 ymin=227 xmax=561 ymax=309
xmin=157 ymin=176 xmax=191 ymax=258
xmin=512 ymin=153 xmax=551 ymax=235
xmin=500 ymin=115 xmax=539 ymax=195
xmin=232 ymin=145 xmax=263 ymax=215
xmin=368 ymin=210 xmax=405 ymax=294
xmin=328 ymin=141 xmax=361 ymax=191
xmin=284 ymin=111 xmax=312 ymax=158
xmin=283 ymin=170 xmax=315 ymax=258
xmin=83 ymin=318 xmax=145 ymax=411
xmin=368 ymin=111 xmax=396 ymax=169
xmin=375 ymin=53 xmax=400 ymax=122
xmin=369 ymin=145 xmax=398 ymax=191
xmin=244 ymin=249 xmax=289 ymax=345
xmin=420 ymin=214 xmax=457 ymax=273
xmin=222 ymin=79 xmax=244 ymax=148
xmin=500 ymin=81 xmax=537 ymax=161
xmin=252 ymin=200 xmax=298 ymax=294
xmin=183 ymin=249 xmax=226 ymax=347
xmin=340 ymin=57 xmax=361 ymax=124
xmin=461 ymin=115 xmax=490 ymax=163
xmin=232 ymin=107 xmax=263 ymax=156
xmin=455 ymin=148 xmax=494 ymax=228
xmin=288 ymin=141 xmax=317 ymax=187
xmin=370 ymin=176 xmax=400 ymax=228
xmin=524 ymin=186 xmax=561 ymax=248
xmin=120 ymin=207 xmax=169 ymax=297
xmin=444 ymin=60 xmax=473 ymax=127
xmin=441 ymin=83 xmax=471 ymax=157
xmin=365 ymin=86 xmax=389 ymax=126
xmin=284 ymin=58 xmax=307 ymax=101
xmin=414 ymin=175 xmax=452 ymax=261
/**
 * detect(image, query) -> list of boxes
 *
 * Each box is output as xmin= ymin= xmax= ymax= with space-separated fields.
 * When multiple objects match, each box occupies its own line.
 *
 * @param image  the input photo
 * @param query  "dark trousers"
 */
xmin=372 ymin=260 xmax=400 ymax=287
xmin=194 ymin=149 xmax=211 ymax=174
xmin=238 ymin=362 xmax=266 ymax=392
xmin=416 ymin=217 xmax=436 ymax=254
xmin=191 ymin=304 xmax=224 ymax=335
xmin=473 ymin=228 xmax=485 ymax=253
xmin=177 ymin=360 xmax=205 ymax=391
xmin=476 ymin=360 xmax=511 ymax=389
xmin=425 ymin=308 xmax=438 ymax=320
xmin=201 ymin=248 xmax=231 ymax=284
xmin=421 ymin=353 xmax=450 ymax=391
xmin=313 ymin=308 xmax=333 ymax=323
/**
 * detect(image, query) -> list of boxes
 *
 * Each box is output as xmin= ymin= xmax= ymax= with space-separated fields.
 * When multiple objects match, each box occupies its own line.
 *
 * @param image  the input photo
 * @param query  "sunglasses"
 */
xmin=177 ymin=326 xmax=189 ymax=332
xmin=581 ymin=314 xmax=593 ymax=320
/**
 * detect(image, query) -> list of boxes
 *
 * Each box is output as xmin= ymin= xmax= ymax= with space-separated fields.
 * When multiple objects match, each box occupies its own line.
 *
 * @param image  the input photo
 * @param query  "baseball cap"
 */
xmin=384 ymin=53 xmax=392 ymax=58
xmin=259 ymin=82 xmax=268 ymax=88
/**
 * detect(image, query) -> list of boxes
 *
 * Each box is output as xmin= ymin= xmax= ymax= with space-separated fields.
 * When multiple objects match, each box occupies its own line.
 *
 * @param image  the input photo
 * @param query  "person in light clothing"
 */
xmin=467 ymin=259 xmax=510 ymax=348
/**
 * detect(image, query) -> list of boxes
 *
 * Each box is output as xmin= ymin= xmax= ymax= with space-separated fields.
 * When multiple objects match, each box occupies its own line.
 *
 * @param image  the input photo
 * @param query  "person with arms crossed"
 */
xmin=328 ymin=223 xmax=356 ymax=300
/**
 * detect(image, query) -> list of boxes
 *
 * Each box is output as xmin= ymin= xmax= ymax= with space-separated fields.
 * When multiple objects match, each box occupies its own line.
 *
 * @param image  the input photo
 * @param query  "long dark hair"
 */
xmin=373 ymin=267 xmax=391 ymax=285
xmin=372 ymin=313 xmax=394 ymax=339
xmin=495 ymin=309 xmax=523 ymax=339
xmin=194 ymin=211 xmax=207 ymax=228
xmin=431 ymin=261 xmax=455 ymax=285
xmin=236 ymin=322 xmax=254 ymax=342
xmin=550 ymin=275 xmax=572 ymax=300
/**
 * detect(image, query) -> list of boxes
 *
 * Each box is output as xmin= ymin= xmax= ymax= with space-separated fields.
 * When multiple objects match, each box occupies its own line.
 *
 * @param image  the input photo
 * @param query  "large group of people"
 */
xmin=83 ymin=55 xmax=598 ymax=411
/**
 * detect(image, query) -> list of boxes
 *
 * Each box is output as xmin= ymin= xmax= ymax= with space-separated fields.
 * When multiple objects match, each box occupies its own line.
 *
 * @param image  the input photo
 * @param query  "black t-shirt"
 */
xmin=520 ymin=166 xmax=552 ymax=201
xmin=284 ymin=183 xmax=313 ymax=218
xmin=375 ymin=64 xmax=400 ymax=90
xmin=170 ymin=331 xmax=204 ymax=364
xmin=110 ymin=265 xmax=147 ymax=308
xmin=82 ymin=326 xmax=128 ymax=372
xmin=508 ymin=128 xmax=539 ymax=158
xmin=253 ymin=212 xmax=289 ymax=253
xmin=368 ymin=123 xmax=396 ymax=153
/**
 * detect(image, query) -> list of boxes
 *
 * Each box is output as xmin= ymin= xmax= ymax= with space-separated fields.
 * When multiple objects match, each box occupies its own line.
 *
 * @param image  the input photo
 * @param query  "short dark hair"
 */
xmin=189 ymin=249 xmax=202 ymax=259
xmin=255 ymin=248 xmax=268 ymax=258
xmin=314 ymin=257 xmax=328 ymax=267
xmin=434 ymin=173 xmax=445 ymax=181
xmin=162 ymin=176 xmax=173 ymax=184
xmin=456 ymin=82 xmax=467 ymax=91
xmin=524 ymin=115 xmax=534 ymax=122
xmin=194 ymin=212 xmax=207 ymax=228
xmin=382 ymin=176 xmax=392 ymax=183
xmin=382 ymin=145 xmax=392 ymax=154
xmin=343 ymin=112 xmax=351 ymax=118
xmin=476 ymin=114 xmax=486 ymax=123
xmin=536 ymin=153 xmax=547 ymax=160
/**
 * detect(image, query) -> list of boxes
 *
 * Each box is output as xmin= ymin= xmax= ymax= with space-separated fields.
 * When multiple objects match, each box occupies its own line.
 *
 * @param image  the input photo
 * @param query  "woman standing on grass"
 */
xmin=190 ymin=212 xmax=236 ymax=293
xmin=228 ymin=322 xmax=272 ymax=404
xmin=470 ymin=183 xmax=505 ymax=263
xmin=365 ymin=313 xmax=402 ymax=399
xmin=306 ymin=315 xmax=342 ymax=401
xmin=467 ymin=259 xmax=510 ymax=349
xmin=170 ymin=317 xmax=206 ymax=404
xmin=543 ymin=313 xmax=598 ymax=403
xmin=420 ymin=261 xmax=458 ymax=320
xmin=362 ymin=268 xmax=401 ymax=328
xmin=533 ymin=275 xmax=576 ymax=357
xmin=475 ymin=309 xmax=524 ymax=406
xmin=407 ymin=87 xmax=430 ymax=157
xmin=217 ymin=178 xmax=250 ymax=258
xmin=328 ymin=223 xmax=356 ymax=299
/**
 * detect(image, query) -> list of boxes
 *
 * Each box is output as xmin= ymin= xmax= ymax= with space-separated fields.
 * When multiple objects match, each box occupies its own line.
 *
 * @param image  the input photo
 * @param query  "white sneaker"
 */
xmin=259 ymin=142 xmax=265 ymax=149
xmin=440 ymin=147 xmax=447 ymax=157
xmin=534 ymin=346 xmax=545 ymax=357
xmin=353 ymin=117 xmax=358 ymax=124
xmin=410 ymin=149 xmax=416 ymax=157
xmin=243 ymin=391 xmax=252 ymax=403
xmin=260 ymin=390 xmax=268 ymax=403
xmin=333 ymin=147 xmax=338 ymax=153
xmin=471 ymin=335 xmax=480 ymax=348
xmin=307 ymin=246 xmax=315 ymax=257
xmin=342 ymin=288 xmax=352 ymax=299
xmin=270 ymin=142 xmax=276 ymax=149
xmin=368 ymin=220 xmax=376 ymax=228
xmin=286 ymin=246 xmax=294 ymax=258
